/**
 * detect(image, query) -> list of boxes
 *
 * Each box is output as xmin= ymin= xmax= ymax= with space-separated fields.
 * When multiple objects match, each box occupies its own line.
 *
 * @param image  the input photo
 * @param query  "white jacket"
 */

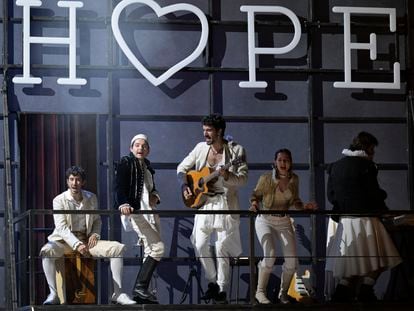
xmin=47 ymin=189 xmax=101 ymax=250
xmin=177 ymin=141 xmax=248 ymax=211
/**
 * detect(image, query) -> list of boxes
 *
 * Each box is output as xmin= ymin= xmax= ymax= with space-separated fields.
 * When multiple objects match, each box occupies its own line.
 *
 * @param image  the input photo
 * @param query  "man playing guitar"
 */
xmin=177 ymin=114 xmax=248 ymax=304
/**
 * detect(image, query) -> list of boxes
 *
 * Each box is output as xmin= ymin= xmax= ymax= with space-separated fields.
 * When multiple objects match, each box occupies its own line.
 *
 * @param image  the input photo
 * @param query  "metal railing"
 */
xmin=12 ymin=208 xmax=414 ymax=306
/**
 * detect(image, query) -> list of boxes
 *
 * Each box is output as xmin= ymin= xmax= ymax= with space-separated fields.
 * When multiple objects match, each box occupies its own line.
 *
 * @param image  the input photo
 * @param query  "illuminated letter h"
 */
xmin=13 ymin=0 xmax=86 ymax=85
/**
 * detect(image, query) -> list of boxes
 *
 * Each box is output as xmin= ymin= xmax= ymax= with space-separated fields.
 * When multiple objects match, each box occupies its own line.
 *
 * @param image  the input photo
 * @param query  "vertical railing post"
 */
xmin=29 ymin=210 xmax=35 ymax=305
xmin=248 ymin=213 xmax=256 ymax=304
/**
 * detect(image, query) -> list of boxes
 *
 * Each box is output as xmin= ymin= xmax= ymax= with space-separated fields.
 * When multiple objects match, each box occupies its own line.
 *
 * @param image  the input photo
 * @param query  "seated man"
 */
xmin=40 ymin=166 xmax=135 ymax=305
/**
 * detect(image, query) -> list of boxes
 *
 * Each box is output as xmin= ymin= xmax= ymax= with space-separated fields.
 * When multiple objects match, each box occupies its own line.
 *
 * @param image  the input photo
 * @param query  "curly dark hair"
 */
xmin=65 ymin=166 xmax=86 ymax=181
xmin=202 ymin=113 xmax=226 ymax=137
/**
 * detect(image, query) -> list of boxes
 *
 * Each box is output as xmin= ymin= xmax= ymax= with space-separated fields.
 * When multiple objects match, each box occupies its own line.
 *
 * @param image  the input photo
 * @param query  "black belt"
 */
xmin=206 ymin=192 xmax=224 ymax=196
xmin=270 ymin=213 xmax=286 ymax=217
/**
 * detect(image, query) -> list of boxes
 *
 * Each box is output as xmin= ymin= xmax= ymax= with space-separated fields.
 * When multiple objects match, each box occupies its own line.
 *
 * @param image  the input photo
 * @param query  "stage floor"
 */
xmin=16 ymin=302 xmax=414 ymax=311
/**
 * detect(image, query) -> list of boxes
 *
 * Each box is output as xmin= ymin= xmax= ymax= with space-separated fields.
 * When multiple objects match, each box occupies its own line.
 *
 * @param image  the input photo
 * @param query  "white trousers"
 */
xmin=191 ymin=195 xmax=242 ymax=292
xmin=193 ymin=226 xmax=230 ymax=291
xmin=255 ymin=215 xmax=297 ymax=287
xmin=130 ymin=214 xmax=164 ymax=261
xmin=40 ymin=239 xmax=125 ymax=258
xmin=40 ymin=239 xmax=126 ymax=297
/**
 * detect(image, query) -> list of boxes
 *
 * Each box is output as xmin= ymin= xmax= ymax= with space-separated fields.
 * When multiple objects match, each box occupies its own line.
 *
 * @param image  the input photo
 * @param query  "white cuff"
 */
xmin=118 ymin=203 xmax=131 ymax=210
xmin=73 ymin=240 xmax=82 ymax=251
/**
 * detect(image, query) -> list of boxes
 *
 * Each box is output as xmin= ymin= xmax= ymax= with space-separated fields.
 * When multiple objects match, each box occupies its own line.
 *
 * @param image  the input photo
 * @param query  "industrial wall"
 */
xmin=1 ymin=0 xmax=412 ymax=307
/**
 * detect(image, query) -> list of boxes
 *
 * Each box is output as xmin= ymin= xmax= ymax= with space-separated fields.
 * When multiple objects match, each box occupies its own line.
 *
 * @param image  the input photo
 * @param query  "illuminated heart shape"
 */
xmin=112 ymin=0 xmax=209 ymax=86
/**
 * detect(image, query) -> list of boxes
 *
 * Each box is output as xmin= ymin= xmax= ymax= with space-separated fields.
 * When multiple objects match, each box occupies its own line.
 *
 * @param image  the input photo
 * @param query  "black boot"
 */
xmin=357 ymin=284 xmax=377 ymax=302
xmin=331 ymin=284 xmax=353 ymax=302
xmin=133 ymin=256 xmax=159 ymax=304
xmin=201 ymin=282 xmax=220 ymax=301
xmin=214 ymin=291 xmax=228 ymax=304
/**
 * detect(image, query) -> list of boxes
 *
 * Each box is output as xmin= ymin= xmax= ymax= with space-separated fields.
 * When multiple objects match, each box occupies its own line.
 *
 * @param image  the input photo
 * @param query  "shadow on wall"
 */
xmin=157 ymin=217 xmax=201 ymax=303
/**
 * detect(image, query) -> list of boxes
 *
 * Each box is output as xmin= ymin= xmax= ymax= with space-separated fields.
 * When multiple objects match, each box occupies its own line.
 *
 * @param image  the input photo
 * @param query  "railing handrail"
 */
xmin=12 ymin=208 xmax=414 ymax=224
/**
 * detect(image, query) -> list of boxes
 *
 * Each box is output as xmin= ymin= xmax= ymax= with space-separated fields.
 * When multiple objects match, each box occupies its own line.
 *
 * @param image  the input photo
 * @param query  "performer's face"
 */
xmin=203 ymin=125 xmax=221 ymax=145
xmin=130 ymin=138 xmax=150 ymax=159
xmin=365 ymin=145 xmax=375 ymax=161
xmin=67 ymin=174 xmax=85 ymax=195
xmin=274 ymin=152 xmax=291 ymax=175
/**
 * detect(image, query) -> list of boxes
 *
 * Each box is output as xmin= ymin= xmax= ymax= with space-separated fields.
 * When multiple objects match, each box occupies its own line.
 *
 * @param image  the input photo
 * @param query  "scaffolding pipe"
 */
xmin=2 ymin=0 xmax=18 ymax=309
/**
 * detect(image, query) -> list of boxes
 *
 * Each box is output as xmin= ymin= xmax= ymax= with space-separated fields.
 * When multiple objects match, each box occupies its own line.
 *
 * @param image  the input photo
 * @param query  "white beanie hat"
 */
xmin=130 ymin=133 xmax=149 ymax=147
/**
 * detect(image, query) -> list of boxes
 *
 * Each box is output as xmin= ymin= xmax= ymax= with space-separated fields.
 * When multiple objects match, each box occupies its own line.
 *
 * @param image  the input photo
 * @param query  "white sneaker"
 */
xmin=255 ymin=291 xmax=271 ymax=304
xmin=112 ymin=293 xmax=136 ymax=305
xmin=43 ymin=293 xmax=60 ymax=305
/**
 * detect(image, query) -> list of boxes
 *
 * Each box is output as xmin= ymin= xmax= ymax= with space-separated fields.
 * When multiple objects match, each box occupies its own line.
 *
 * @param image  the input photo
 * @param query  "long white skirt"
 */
xmin=325 ymin=217 xmax=402 ymax=299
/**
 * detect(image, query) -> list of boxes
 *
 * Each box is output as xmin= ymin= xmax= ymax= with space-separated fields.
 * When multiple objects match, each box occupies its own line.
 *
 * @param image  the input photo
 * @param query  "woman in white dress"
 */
xmin=326 ymin=132 xmax=402 ymax=302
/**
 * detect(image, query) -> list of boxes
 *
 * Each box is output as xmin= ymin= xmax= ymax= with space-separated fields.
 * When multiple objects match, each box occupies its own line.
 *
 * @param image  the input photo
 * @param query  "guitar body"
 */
xmin=183 ymin=166 xmax=212 ymax=209
xmin=182 ymin=155 xmax=244 ymax=209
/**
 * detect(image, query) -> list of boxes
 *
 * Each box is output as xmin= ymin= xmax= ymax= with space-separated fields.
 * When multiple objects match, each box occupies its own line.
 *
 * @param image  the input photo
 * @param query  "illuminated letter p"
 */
xmin=239 ymin=6 xmax=301 ymax=89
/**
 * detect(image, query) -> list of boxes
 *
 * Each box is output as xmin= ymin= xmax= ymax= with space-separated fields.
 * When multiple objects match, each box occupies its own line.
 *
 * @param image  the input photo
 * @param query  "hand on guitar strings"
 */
xmin=218 ymin=166 xmax=229 ymax=180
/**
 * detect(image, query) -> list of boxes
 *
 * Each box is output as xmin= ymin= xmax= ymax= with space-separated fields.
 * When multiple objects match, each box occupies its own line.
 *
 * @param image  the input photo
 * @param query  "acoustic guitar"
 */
xmin=183 ymin=156 xmax=244 ymax=209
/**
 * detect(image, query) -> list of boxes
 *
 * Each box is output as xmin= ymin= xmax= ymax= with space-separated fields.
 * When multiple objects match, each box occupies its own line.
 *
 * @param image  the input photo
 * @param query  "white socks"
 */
xmin=110 ymin=257 xmax=124 ymax=296
xmin=42 ymin=257 xmax=58 ymax=296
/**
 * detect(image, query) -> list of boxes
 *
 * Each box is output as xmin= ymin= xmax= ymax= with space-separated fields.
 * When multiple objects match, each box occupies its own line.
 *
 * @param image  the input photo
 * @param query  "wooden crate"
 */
xmin=56 ymin=253 xmax=96 ymax=304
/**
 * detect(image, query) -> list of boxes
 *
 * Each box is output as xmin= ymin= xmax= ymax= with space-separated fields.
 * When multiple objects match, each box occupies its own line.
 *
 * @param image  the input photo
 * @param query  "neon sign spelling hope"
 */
xmin=13 ymin=0 xmax=400 ymax=89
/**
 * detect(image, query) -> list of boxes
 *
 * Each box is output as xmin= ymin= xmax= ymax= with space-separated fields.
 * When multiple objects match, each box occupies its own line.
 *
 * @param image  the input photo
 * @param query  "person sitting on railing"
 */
xmin=115 ymin=133 xmax=164 ymax=304
xmin=249 ymin=148 xmax=317 ymax=304
xmin=39 ymin=166 xmax=136 ymax=305
xmin=325 ymin=131 xmax=402 ymax=302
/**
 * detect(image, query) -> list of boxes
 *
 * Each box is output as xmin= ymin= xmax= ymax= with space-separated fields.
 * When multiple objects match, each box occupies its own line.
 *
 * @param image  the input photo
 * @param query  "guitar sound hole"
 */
xmin=198 ymin=178 xmax=204 ymax=188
